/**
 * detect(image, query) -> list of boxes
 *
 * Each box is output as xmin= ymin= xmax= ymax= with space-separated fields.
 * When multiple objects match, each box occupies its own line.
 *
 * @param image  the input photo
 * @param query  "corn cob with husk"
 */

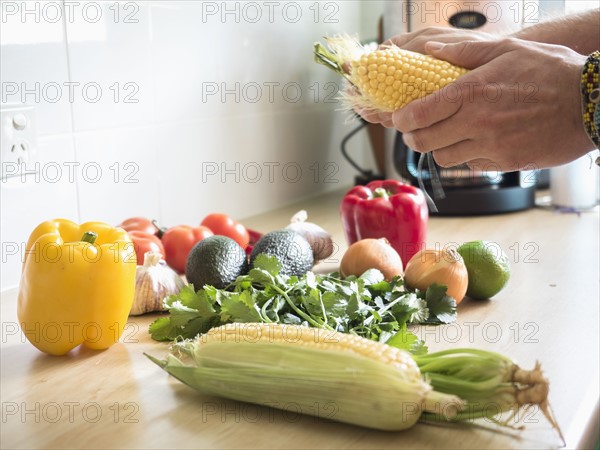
xmin=147 ymin=323 xmax=464 ymax=430
xmin=147 ymin=323 xmax=563 ymax=440
xmin=314 ymin=35 xmax=469 ymax=112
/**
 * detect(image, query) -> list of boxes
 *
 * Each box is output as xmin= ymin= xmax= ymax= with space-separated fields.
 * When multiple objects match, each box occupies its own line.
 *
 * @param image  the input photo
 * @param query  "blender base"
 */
xmin=427 ymin=185 xmax=537 ymax=216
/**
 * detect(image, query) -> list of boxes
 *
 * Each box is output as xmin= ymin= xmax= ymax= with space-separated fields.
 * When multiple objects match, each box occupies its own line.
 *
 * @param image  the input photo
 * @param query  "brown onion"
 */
xmin=403 ymin=248 xmax=468 ymax=303
xmin=340 ymin=238 xmax=403 ymax=280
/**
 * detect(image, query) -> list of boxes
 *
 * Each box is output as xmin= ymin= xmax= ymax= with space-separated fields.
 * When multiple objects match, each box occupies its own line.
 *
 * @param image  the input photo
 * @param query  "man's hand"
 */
xmin=357 ymin=37 xmax=594 ymax=171
xmin=384 ymin=26 xmax=495 ymax=53
xmin=392 ymin=38 xmax=592 ymax=171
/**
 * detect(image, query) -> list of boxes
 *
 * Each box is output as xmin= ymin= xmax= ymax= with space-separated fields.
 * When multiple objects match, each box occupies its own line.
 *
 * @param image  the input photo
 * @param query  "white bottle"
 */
xmin=550 ymin=152 xmax=600 ymax=210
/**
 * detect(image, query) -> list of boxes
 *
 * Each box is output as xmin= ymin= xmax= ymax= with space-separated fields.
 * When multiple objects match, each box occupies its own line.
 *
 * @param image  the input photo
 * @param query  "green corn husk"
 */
xmin=415 ymin=348 xmax=564 ymax=444
xmin=146 ymin=323 xmax=464 ymax=431
xmin=147 ymin=323 xmax=563 ymax=441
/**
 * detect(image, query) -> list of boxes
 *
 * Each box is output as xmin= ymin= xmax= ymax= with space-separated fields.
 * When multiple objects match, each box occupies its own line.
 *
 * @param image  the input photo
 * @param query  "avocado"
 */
xmin=185 ymin=235 xmax=248 ymax=290
xmin=250 ymin=229 xmax=313 ymax=277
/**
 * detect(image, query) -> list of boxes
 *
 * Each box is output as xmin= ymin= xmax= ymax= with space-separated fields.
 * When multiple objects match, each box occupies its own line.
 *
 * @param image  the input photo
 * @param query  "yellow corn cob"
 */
xmin=314 ymin=35 xmax=469 ymax=112
xmin=148 ymin=323 xmax=464 ymax=431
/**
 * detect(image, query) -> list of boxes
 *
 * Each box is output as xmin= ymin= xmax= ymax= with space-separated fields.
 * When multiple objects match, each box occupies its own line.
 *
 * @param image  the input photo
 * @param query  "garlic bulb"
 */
xmin=130 ymin=251 xmax=185 ymax=315
xmin=285 ymin=210 xmax=333 ymax=262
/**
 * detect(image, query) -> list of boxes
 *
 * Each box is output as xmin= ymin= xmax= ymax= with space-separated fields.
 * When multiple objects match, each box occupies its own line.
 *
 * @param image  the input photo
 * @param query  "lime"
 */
xmin=457 ymin=241 xmax=511 ymax=299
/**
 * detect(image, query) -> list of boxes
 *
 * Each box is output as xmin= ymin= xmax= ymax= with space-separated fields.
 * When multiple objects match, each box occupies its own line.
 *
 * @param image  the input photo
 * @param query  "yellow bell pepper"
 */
xmin=17 ymin=219 xmax=136 ymax=356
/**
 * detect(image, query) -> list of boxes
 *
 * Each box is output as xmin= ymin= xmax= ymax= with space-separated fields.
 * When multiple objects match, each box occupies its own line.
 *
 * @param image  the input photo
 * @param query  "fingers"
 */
xmin=401 ymin=114 xmax=472 ymax=153
xmin=430 ymin=143 xmax=513 ymax=169
xmin=430 ymin=140 xmax=481 ymax=167
xmin=425 ymin=38 xmax=517 ymax=69
xmin=380 ymin=115 xmax=394 ymax=128
xmin=355 ymin=108 xmax=394 ymax=128
xmin=356 ymin=108 xmax=382 ymax=123
xmin=383 ymin=28 xmax=495 ymax=54
xmin=383 ymin=27 xmax=449 ymax=49
xmin=392 ymin=85 xmax=463 ymax=133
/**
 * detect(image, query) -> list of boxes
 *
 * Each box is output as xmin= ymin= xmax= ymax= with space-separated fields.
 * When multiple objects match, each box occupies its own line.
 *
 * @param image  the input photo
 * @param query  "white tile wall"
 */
xmin=66 ymin=2 xmax=154 ymax=131
xmin=0 ymin=1 xmax=380 ymax=291
xmin=0 ymin=135 xmax=79 ymax=288
xmin=0 ymin=4 xmax=72 ymax=135
xmin=74 ymin=125 xmax=161 ymax=224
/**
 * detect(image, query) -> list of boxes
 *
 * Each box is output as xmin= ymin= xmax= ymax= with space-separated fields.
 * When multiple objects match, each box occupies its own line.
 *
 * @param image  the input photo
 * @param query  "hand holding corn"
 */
xmin=314 ymin=35 xmax=469 ymax=112
xmin=315 ymin=34 xmax=596 ymax=171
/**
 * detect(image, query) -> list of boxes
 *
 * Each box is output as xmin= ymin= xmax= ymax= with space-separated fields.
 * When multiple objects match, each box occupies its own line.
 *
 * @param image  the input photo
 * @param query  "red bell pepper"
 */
xmin=340 ymin=180 xmax=428 ymax=266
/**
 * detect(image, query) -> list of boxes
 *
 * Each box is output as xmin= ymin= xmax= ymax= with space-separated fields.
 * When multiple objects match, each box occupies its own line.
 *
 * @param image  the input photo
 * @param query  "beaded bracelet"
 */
xmin=581 ymin=51 xmax=600 ymax=156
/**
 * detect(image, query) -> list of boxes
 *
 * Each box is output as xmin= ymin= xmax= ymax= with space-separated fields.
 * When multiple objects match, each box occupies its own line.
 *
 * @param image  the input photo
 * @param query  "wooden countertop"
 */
xmin=2 ymin=188 xmax=599 ymax=449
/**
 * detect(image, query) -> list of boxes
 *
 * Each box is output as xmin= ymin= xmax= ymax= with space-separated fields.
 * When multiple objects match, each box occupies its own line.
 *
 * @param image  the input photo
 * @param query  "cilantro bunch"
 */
xmin=149 ymin=255 xmax=457 ymax=355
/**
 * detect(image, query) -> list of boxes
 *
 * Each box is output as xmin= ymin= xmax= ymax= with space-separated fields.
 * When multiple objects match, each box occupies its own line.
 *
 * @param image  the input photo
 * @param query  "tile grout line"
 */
xmin=60 ymin=0 xmax=81 ymax=223
xmin=147 ymin=4 xmax=164 ymax=227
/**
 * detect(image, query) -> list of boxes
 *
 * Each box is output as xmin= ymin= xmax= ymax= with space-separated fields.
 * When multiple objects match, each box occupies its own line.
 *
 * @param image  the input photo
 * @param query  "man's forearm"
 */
xmin=511 ymin=9 xmax=600 ymax=54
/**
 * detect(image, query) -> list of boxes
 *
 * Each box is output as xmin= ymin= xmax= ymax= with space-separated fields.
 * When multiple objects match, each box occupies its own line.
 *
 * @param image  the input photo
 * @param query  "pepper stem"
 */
xmin=372 ymin=187 xmax=390 ymax=201
xmin=81 ymin=231 xmax=98 ymax=245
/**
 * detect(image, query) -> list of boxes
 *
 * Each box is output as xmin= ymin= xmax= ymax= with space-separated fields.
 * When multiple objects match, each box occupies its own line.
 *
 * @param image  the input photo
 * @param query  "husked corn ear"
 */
xmin=314 ymin=35 xmax=469 ymax=112
xmin=352 ymin=47 xmax=469 ymax=111
xmin=148 ymin=323 xmax=465 ymax=431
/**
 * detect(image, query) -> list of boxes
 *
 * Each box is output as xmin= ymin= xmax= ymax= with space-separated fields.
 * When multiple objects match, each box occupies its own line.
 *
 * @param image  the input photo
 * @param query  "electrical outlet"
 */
xmin=1 ymin=105 xmax=39 ymax=179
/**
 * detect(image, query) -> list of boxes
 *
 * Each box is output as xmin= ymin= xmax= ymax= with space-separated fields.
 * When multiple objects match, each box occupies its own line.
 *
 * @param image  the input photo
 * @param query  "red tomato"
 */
xmin=201 ymin=213 xmax=250 ymax=248
xmin=118 ymin=217 xmax=158 ymax=236
xmin=161 ymin=225 xmax=214 ymax=273
xmin=128 ymin=230 xmax=165 ymax=265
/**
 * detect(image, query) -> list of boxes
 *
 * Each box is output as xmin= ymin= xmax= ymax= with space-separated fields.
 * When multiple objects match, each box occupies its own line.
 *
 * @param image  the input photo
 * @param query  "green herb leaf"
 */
xmin=220 ymin=290 xmax=263 ymax=323
xmin=150 ymin=261 xmax=458 ymax=353
xmin=165 ymin=284 xmax=202 ymax=308
xmin=385 ymin=326 xmax=429 ymax=355
xmin=149 ymin=317 xmax=182 ymax=342
xmin=252 ymin=254 xmax=282 ymax=276
xmin=247 ymin=268 xmax=276 ymax=287
xmin=422 ymin=284 xmax=457 ymax=324
xmin=390 ymin=292 xmax=428 ymax=324
xmin=359 ymin=269 xmax=384 ymax=285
